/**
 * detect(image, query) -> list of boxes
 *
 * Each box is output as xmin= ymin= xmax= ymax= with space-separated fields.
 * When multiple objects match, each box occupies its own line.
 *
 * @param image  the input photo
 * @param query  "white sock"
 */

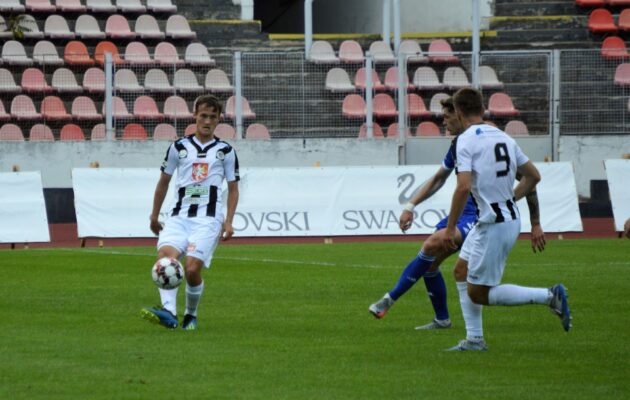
xmin=159 ymin=287 xmax=178 ymax=316
xmin=488 ymin=284 xmax=551 ymax=306
xmin=457 ymin=281 xmax=484 ymax=341
xmin=185 ymin=281 xmax=204 ymax=317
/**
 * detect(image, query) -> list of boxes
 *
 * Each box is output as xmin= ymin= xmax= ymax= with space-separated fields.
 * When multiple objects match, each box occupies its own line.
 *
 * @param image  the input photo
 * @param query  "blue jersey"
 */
xmin=443 ymin=139 xmax=477 ymax=217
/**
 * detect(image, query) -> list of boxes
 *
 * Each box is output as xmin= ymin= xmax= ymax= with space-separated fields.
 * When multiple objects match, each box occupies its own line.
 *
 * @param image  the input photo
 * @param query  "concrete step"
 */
xmin=495 ymin=1 xmax=579 ymax=16
xmin=178 ymin=0 xmax=241 ymax=20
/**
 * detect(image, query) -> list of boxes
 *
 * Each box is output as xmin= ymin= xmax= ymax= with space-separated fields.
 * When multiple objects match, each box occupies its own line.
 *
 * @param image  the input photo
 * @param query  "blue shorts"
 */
xmin=435 ymin=214 xmax=477 ymax=246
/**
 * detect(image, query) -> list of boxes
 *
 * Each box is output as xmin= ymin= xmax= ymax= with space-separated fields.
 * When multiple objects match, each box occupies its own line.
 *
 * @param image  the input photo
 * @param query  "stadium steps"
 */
xmin=495 ymin=0 xmax=580 ymax=16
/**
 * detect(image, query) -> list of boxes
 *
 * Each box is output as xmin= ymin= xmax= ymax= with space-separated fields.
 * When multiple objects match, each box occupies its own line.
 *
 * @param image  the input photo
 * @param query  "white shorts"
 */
xmin=459 ymin=219 xmax=520 ymax=286
xmin=157 ymin=215 xmax=223 ymax=268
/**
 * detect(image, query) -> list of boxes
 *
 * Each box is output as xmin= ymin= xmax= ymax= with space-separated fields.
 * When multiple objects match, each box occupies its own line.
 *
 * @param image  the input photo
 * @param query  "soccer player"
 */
xmin=368 ymin=98 xmax=546 ymax=329
xmin=442 ymin=88 xmax=570 ymax=351
xmin=141 ymin=94 xmax=240 ymax=330
xmin=624 ymin=218 xmax=630 ymax=238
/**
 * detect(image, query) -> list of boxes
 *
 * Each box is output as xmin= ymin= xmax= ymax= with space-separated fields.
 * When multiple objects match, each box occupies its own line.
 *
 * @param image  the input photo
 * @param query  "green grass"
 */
xmin=2 ymin=239 xmax=629 ymax=399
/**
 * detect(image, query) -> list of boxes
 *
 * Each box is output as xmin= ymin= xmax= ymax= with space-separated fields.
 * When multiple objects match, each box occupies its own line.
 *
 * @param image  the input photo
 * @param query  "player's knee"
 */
xmin=467 ymin=286 xmax=488 ymax=305
xmin=453 ymin=264 xmax=467 ymax=281
xmin=421 ymin=235 xmax=442 ymax=255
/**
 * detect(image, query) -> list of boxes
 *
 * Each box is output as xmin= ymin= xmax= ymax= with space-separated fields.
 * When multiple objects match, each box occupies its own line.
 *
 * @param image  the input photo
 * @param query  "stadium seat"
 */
xmin=504 ymin=120 xmax=529 ymax=135
xmin=164 ymin=95 xmax=193 ymax=120
xmin=413 ymin=66 xmax=444 ymax=90
xmin=64 ymin=41 xmax=94 ymax=66
xmin=57 ymin=0 xmax=87 ymax=12
xmin=214 ymin=123 xmax=235 ymax=140
xmin=109 ymin=96 xmax=134 ymax=119
xmin=0 ymin=16 xmax=12 ymax=39
xmin=135 ymin=15 xmax=165 ymax=39
xmin=95 ymin=41 xmax=123 ymax=65
xmin=338 ymin=40 xmax=364 ymax=64
xmin=406 ymin=93 xmax=431 ymax=118
xmin=487 ymin=93 xmax=519 ymax=117
xmin=184 ymin=43 xmax=216 ymax=66
xmin=72 ymin=96 xmax=102 ymax=120
xmin=416 ymin=121 xmax=441 ymax=136
xmin=33 ymin=40 xmax=64 ymax=66
xmin=83 ymin=67 xmax=105 ymax=93
xmin=11 ymin=95 xmax=42 ymax=120
xmin=105 ymin=15 xmax=136 ymax=39
xmin=147 ymin=0 xmax=177 ymax=13
xmin=357 ymin=122 xmax=384 ymax=139
xmin=122 ymin=123 xmax=148 ymax=140
xmin=225 ymin=96 xmax=256 ymax=119
xmin=174 ymin=69 xmax=204 ymax=93
xmin=588 ymin=9 xmax=617 ymax=34
xmin=204 ymin=69 xmax=234 ymax=93
xmin=427 ymin=39 xmax=459 ymax=63
xmin=384 ymin=66 xmax=414 ymax=91
xmin=601 ymin=36 xmax=629 ymax=59
xmin=20 ymin=15 xmax=45 ymax=39
xmin=165 ymin=15 xmax=196 ymax=39
xmin=342 ymin=94 xmax=366 ymax=119
xmin=114 ymin=69 xmax=143 ymax=92
xmin=618 ymin=9 xmax=630 ymax=32
xmin=2 ymin=40 xmax=33 ymax=65
xmin=60 ymin=124 xmax=86 ymax=141
xmin=614 ymin=63 xmax=630 ymax=86
xmin=153 ymin=123 xmax=177 ymax=140
xmin=608 ymin=0 xmax=630 ymax=6
xmin=429 ymin=92 xmax=450 ymax=116
xmin=386 ymin=123 xmax=412 ymax=139
xmin=369 ymin=41 xmax=396 ymax=63
xmin=155 ymin=42 xmax=184 ymax=66
xmin=184 ymin=123 xmax=196 ymax=135
xmin=373 ymin=93 xmax=398 ymax=119
xmin=124 ymin=42 xmax=154 ymax=64
xmin=116 ymin=0 xmax=145 ymax=12
xmin=0 ymin=0 xmax=25 ymax=12
xmin=91 ymin=123 xmax=106 ymax=140
xmin=354 ymin=67 xmax=385 ymax=91
xmin=42 ymin=95 xmax=72 ymax=120
xmin=308 ymin=40 xmax=340 ymax=64
xmin=443 ymin=66 xmax=470 ymax=89
xmin=0 ymin=124 xmax=25 ymax=141
xmin=52 ymin=68 xmax=83 ymax=93
xmin=245 ymin=123 xmax=271 ymax=139
xmin=479 ymin=65 xmax=504 ymax=89
xmin=399 ymin=40 xmax=428 ymax=64
xmin=29 ymin=124 xmax=55 ymax=141
xmin=87 ymin=0 xmax=117 ymax=13
xmin=26 ymin=0 xmax=56 ymax=12
xmin=133 ymin=95 xmax=163 ymax=119
xmin=325 ymin=68 xmax=355 ymax=92
xmin=75 ymin=15 xmax=106 ymax=39
xmin=0 ymin=68 xmax=21 ymax=93
xmin=575 ymin=0 xmax=605 ymax=6
xmin=144 ymin=69 xmax=174 ymax=93
xmin=21 ymin=68 xmax=53 ymax=93
xmin=0 ymin=100 xmax=11 ymax=121
xmin=44 ymin=15 xmax=74 ymax=39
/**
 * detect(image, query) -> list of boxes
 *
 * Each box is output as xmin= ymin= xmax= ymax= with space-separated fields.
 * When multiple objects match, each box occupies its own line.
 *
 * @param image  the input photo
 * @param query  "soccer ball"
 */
xmin=151 ymin=257 xmax=184 ymax=289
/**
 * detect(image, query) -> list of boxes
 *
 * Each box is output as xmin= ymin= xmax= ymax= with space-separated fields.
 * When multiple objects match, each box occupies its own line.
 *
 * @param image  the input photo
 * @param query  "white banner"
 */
xmin=604 ymin=159 xmax=630 ymax=231
xmin=0 ymin=172 xmax=50 ymax=243
xmin=72 ymin=163 xmax=582 ymax=238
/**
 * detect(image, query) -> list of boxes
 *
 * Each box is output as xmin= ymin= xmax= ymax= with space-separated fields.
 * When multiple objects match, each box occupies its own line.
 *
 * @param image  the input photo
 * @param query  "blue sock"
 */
xmin=423 ymin=270 xmax=449 ymax=320
xmin=388 ymin=251 xmax=436 ymax=301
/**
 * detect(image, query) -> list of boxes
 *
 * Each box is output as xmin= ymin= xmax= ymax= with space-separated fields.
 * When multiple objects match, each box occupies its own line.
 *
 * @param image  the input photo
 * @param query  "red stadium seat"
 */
xmin=72 ymin=96 xmax=102 ymax=120
xmin=386 ymin=123 xmax=412 ymax=139
xmin=214 ymin=123 xmax=235 ymax=140
xmin=105 ymin=15 xmax=136 ymax=39
xmin=373 ymin=93 xmax=398 ymax=119
xmin=185 ymin=124 xmax=196 ymax=136
xmin=83 ymin=67 xmax=105 ymax=93
xmin=504 ymin=120 xmax=529 ymax=136
xmin=225 ymin=96 xmax=256 ymax=119
xmin=0 ymin=124 xmax=25 ymax=141
xmin=618 ymin=9 xmax=630 ymax=32
xmin=60 ymin=124 xmax=86 ymax=141
xmin=155 ymin=42 xmax=185 ymax=66
xmin=588 ymin=9 xmax=617 ymax=34
xmin=614 ymin=63 xmax=630 ymax=86
xmin=342 ymin=94 xmax=366 ymax=119
xmin=133 ymin=96 xmax=163 ymax=119
xmin=487 ymin=93 xmax=519 ymax=117
xmin=153 ymin=123 xmax=178 ymax=140
xmin=29 ymin=124 xmax=55 ymax=141
xmin=384 ymin=66 xmax=414 ymax=91
xmin=416 ymin=121 xmax=441 ymax=136
xmin=427 ymin=39 xmax=459 ymax=63
xmin=11 ymin=95 xmax=42 ymax=120
xmin=164 ymin=95 xmax=193 ymax=120
xmin=42 ymin=96 xmax=72 ymax=121
xmin=245 ymin=123 xmax=271 ymax=139
xmin=358 ymin=123 xmax=384 ymax=139
xmin=21 ymin=68 xmax=53 ymax=93
xmin=406 ymin=93 xmax=431 ymax=118
xmin=124 ymin=42 xmax=155 ymax=64
xmin=91 ymin=123 xmax=106 ymax=140
xmin=339 ymin=40 xmax=364 ymax=64
xmin=64 ymin=41 xmax=95 ymax=66
xmin=122 ymin=123 xmax=148 ymax=140
xmin=607 ymin=0 xmax=630 ymax=6
xmin=575 ymin=0 xmax=605 ymax=6
xmin=601 ymin=37 xmax=629 ymax=59
xmin=94 ymin=41 xmax=123 ymax=66
xmin=354 ymin=67 xmax=385 ymax=91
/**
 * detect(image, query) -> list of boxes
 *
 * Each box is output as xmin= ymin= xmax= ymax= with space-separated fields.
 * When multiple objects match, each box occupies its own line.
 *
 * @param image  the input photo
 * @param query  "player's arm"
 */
xmin=400 ymin=167 xmax=452 ymax=231
xmin=443 ymin=171 xmax=471 ymax=250
xmin=516 ymin=172 xmax=546 ymax=253
xmin=222 ymin=180 xmax=239 ymax=241
xmin=150 ymin=172 xmax=172 ymax=235
xmin=514 ymin=161 xmax=541 ymax=201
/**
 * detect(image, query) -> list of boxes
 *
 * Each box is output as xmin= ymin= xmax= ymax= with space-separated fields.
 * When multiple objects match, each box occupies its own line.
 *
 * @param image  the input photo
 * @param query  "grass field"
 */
xmin=2 ymin=238 xmax=629 ymax=399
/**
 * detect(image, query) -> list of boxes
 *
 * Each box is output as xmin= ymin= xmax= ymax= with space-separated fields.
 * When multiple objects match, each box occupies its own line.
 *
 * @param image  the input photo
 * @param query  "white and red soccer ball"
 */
xmin=151 ymin=257 xmax=184 ymax=289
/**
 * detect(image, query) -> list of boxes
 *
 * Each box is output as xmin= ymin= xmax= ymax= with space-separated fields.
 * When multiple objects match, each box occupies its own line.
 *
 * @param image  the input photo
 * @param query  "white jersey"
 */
xmin=161 ymin=135 xmax=239 ymax=219
xmin=455 ymin=123 xmax=529 ymax=224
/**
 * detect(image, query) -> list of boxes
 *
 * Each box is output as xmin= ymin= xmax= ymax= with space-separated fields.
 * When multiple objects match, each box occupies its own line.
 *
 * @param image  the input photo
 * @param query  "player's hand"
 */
xmin=624 ymin=218 xmax=630 ymax=239
xmin=221 ymin=221 xmax=234 ymax=241
xmin=530 ymin=224 xmax=546 ymax=253
xmin=399 ymin=210 xmax=414 ymax=232
xmin=441 ymin=227 xmax=458 ymax=252
xmin=149 ymin=216 xmax=163 ymax=236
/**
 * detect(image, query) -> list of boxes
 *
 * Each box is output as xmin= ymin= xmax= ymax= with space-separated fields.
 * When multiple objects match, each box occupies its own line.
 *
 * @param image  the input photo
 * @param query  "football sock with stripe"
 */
xmin=159 ymin=287 xmax=178 ymax=316
xmin=457 ymin=281 xmax=484 ymax=341
xmin=185 ymin=281 xmax=204 ymax=317
xmin=488 ymin=284 xmax=551 ymax=306
xmin=388 ymin=251 xmax=436 ymax=301
xmin=423 ymin=270 xmax=449 ymax=320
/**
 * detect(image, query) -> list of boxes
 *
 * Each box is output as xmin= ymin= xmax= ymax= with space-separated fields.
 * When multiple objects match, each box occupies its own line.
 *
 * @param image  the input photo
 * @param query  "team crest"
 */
xmin=191 ymin=163 xmax=209 ymax=182
xmin=216 ymin=150 xmax=225 ymax=160
xmin=178 ymin=149 xmax=188 ymax=159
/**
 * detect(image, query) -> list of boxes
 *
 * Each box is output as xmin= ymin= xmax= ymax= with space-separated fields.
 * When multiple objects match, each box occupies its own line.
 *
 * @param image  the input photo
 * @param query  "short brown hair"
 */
xmin=453 ymin=88 xmax=484 ymax=117
xmin=440 ymin=97 xmax=454 ymax=113
xmin=193 ymin=94 xmax=223 ymax=115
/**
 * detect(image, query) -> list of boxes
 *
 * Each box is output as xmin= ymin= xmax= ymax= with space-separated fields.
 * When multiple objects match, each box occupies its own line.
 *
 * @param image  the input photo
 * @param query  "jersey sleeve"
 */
xmin=223 ymin=148 xmax=240 ymax=182
xmin=160 ymin=143 xmax=178 ymax=175
xmin=442 ymin=143 xmax=455 ymax=170
xmin=514 ymin=143 xmax=530 ymax=167
xmin=455 ymin=134 xmax=473 ymax=173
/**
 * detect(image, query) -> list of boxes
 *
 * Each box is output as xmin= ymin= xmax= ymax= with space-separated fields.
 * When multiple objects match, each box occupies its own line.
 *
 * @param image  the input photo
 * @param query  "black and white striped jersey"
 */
xmin=161 ymin=135 xmax=239 ymax=219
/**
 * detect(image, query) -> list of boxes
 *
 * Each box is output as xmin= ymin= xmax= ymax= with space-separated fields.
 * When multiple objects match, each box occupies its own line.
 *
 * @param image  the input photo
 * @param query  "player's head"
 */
xmin=440 ymin=97 xmax=464 ymax=135
xmin=453 ymin=88 xmax=485 ymax=121
xmin=192 ymin=95 xmax=222 ymax=138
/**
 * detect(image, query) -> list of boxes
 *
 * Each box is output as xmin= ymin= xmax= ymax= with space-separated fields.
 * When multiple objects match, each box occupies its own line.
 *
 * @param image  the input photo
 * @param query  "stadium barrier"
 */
xmin=0 ymin=172 xmax=50 ymax=243
xmin=71 ymin=162 xmax=582 ymax=238
xmin=604 ymin=159 xmax=630 ymax=232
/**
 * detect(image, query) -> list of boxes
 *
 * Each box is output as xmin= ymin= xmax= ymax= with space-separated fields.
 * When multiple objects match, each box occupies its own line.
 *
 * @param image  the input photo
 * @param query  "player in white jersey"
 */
xmin=441 ymin=88 xmax=571 ymax=351
xmin=141 ymin=95 xmax=240 ymax=330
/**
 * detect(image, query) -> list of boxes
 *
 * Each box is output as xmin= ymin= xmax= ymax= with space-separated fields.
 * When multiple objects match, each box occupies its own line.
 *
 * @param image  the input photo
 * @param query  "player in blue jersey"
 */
xmin=369 ymin=97 xmax=546 ymax=329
